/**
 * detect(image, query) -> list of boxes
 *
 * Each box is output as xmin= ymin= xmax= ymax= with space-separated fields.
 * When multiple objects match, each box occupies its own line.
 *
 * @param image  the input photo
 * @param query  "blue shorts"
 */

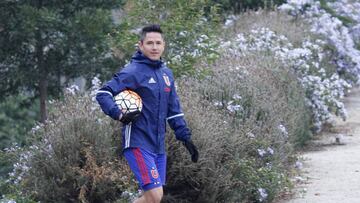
xmin=124 ymin=147 xmax=166 ymax=191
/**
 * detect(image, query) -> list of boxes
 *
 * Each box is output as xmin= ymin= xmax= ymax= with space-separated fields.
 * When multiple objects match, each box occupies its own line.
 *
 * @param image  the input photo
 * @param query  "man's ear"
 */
xmin=138 ymin=40 xmax=143 ymax=50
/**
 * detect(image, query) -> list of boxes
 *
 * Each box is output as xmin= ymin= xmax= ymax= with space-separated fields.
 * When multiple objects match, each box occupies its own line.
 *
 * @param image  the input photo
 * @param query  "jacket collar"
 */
xmin=131 ymin=50 xmax=163 ymax=68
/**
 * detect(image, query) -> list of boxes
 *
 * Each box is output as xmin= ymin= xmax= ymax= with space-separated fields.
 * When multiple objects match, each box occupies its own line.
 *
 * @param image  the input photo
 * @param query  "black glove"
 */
xmin=120 ymin=110 xmax=141 ymax=125
xmin=183 ymin=139 xmax=199 ymax=163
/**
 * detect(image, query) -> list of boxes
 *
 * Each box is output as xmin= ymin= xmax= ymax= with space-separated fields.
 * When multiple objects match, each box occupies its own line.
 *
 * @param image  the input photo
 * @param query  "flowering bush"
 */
xmin=220 ymin=24 xmax=351 ymax=132
xmin=279 ymin=0 xmax=360 ymax=85
xmin=1 ymin=86 xmax=139 ymax=202
xmin=1 ymin=71 xmax=300 ymax=202
xmin=161 ymin=46 xmax=310 ymax=201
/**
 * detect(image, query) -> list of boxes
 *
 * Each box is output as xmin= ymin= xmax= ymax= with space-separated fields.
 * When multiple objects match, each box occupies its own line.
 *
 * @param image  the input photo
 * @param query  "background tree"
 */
xmin=0 ymin=0 xmax=123 ymax=123
xmin=0 ymin=95 xmax=39 ymax=177
xmin=112 ymin=0 xmax=221 ymax=77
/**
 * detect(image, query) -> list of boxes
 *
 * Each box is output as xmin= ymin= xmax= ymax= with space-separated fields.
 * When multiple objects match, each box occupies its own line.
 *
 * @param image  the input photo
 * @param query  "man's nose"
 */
xmin=152 ymin=44 xmax=158 ymax=49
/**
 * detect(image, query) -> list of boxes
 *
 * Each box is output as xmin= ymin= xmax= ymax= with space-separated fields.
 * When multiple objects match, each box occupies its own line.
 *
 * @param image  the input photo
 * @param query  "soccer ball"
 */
xmin=114 ymin=90 xmax=143 ymax=114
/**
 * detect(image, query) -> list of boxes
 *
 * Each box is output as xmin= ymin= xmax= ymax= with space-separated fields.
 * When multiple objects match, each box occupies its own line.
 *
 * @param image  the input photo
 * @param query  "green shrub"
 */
xmin=162 ymin=52 xmax=308 ymax=202
xmin=228 ymin=158 xmax=288 ymax=202
xmin=220 ymin=10 xmax=315 ymax=146
xmin=4 ymin=92 xmax=137 ymax=202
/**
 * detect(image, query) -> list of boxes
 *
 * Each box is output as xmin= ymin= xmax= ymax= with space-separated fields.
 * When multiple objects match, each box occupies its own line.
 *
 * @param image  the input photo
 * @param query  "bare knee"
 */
xmin=144 ymin=186 xmax=163 ymax=203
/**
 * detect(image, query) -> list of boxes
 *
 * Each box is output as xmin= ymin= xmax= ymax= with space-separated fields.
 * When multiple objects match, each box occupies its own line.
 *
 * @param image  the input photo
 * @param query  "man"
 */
xmin=96 ymin=24 xmax=198 ymax=203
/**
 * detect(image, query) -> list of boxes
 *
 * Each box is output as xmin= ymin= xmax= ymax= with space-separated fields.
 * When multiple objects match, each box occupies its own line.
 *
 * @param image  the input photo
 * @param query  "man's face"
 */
xmin=139 ymin=32 xmax=165 ymax=61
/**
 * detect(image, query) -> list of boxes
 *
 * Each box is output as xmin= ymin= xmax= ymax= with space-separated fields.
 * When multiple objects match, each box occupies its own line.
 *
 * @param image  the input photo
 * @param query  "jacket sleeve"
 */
xmin=167 ymin=79 xmax=191 ymax=142
xmin=96 ymin=70 xmax=137 ymax=120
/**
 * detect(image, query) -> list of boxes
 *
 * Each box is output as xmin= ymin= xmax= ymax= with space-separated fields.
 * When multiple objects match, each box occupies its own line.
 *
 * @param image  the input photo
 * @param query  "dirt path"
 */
xmin=285 ymin=87 xmax=360 ymax=203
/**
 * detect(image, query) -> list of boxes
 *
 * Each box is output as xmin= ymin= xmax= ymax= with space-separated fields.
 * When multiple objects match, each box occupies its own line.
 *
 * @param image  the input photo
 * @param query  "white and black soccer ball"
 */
xmin=114 ymin=90 xmax=143 ymax=114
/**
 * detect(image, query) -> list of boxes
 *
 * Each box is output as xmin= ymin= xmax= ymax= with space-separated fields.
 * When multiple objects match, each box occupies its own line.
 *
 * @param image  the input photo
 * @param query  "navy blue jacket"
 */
xmin=96 ymin=51 xmax=191 ymax=154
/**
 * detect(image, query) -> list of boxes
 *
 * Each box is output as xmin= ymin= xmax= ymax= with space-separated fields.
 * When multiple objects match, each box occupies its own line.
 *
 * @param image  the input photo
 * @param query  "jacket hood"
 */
xmin=131 ymin=50 xmax=164 ymax=68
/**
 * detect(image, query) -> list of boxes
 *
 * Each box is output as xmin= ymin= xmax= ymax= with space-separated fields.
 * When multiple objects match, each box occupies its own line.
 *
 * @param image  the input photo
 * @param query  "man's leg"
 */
xmin=133 ymin=186 xmax=163 ymax=203
xmin=124 ymin=148 xmax=164 ymax=203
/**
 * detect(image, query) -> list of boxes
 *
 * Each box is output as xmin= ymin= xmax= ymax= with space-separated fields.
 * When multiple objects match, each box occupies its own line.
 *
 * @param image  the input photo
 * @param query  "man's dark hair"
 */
xmin=140 ymin=24 xmax=163 ymax=41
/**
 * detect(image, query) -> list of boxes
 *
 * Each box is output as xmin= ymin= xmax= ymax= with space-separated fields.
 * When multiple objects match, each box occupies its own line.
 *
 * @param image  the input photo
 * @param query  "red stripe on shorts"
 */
xmin=133 ymin=148 xmax=151 ymax=185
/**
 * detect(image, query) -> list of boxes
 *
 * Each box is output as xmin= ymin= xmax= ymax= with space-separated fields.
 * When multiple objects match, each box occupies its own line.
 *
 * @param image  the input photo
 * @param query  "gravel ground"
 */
xmin=284 ymin=87 xmax=360 ymax=203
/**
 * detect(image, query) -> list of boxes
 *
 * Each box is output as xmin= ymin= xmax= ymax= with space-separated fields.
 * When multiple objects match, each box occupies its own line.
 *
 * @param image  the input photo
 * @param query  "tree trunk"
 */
xmin=36 ymin=31 xmax=48 ymax=123
xmin=39 ymin=77 xmax=48 ymax=123
xmin=35 ymin=0 xmax=47 ymax=123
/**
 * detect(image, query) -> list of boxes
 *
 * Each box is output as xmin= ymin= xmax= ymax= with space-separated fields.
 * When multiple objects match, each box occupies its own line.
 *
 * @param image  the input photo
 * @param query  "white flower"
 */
xmin=65 ymin=85 xmax=79 ymax=95
xmin=278 ymin=4 xmax=295 ymax=12
xmin=226 ymin=103 xmax=242 ymax=113
xmin=267 ymin=147 xmax=274 ymax=155
xmin=247 ymin=132 xmax=256 ymax=139
xmin=295 ymin=160 xmax=303 ymax=169
xmin=258 ymin=188 xmax=268 ymax=202
xmin=213 ymin=101 xmax=223 ymax=107
xmin=257 ymin=149 xmax=267 ymax=157
xmin=232 ymin=94 xmax=242 ymax=100
xmin=31 ymin=125 xmax=41 ymax=134
xmin=278 ymin=124 xmax=288 ymax=137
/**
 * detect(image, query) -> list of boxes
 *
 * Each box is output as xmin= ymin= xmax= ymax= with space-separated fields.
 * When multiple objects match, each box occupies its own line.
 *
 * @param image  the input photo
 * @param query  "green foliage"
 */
xmin=0 ymin=96 xmax=38 ymax=177
xmin=0 ymin=94 xmax=39 ymax=178
xmin=111 ymin=0 xmax=221 ymax=77
xmin=228 ymin=158 xmax=289 ymax=202
xmin=0 ymin=146 xmax=37 ymax=203
xmin=0 ymin=0 xmax=123 ymax=121
xmin=0 ymin=182 xmax=37 ymax=203
xmin=210 ymin=0 xmax=287 ymax=14
xmin=0 ymin=95 xmax=39 ymax=150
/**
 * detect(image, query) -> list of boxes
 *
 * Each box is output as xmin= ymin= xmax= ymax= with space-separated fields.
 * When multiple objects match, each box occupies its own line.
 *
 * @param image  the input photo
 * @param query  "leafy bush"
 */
xmin=279 ymin=0 xmax=360 ymax=86
xmin=162 ymin=50 xmax=307 ymax=202
xmin=0 ymin=94 xmax=39 ymax=177
xmin=3 ymin=89 xmax=137 ymax=202
xmin=221 ymin=9 xmax=352 ymax=132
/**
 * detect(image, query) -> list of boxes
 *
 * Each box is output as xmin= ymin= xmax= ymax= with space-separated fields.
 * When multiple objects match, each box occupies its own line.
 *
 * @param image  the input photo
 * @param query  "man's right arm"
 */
xmin=96 ymin=70 xmax=136 ymax=120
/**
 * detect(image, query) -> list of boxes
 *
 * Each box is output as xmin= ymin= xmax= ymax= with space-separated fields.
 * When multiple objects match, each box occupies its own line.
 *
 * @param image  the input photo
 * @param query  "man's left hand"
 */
xmin=120 ymin=110 xmax=141 ymax=125
xmin=183 ymin=140 xmax=199 ymax=163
